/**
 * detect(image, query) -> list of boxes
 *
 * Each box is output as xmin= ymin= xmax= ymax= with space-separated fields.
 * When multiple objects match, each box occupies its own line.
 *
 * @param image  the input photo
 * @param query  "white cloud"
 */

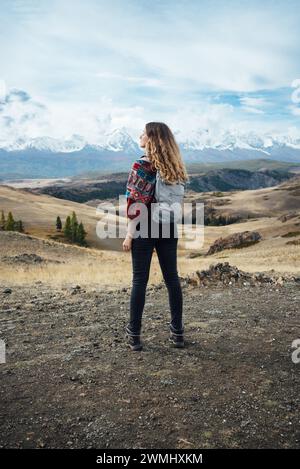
xmin=0 ymin=87 xmax=149 ymax=145
xmin=240 ymin=97 xmax=270 ymax=107
xmin=2 ymin=0 xmax=300 ymax=96
xmin=1 ymin=84 xmax=298 ymax=149
xmin=240 ymin=106 xmax=265 ymax=114
xmin=95 ymin=72 xmax=163 ymax=88
xmin=0 ymin=0 xmax=299 ymax=145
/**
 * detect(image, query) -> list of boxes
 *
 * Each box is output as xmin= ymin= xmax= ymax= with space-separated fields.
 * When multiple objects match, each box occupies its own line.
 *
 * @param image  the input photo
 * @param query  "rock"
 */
xmin=206 ymin=230 xmax=262 ymax=255
xmin=184 ymin=262 xmax=292 ymax=287
xmin=286 ymin=239 xmax=300 ymax=246
xmin=278 ymin=212 xmax=299 ymax=222
xmin=186 ymin=251 xmax=203 ymax=259
xmin=3 ymin=288 xmax=12 ymax=294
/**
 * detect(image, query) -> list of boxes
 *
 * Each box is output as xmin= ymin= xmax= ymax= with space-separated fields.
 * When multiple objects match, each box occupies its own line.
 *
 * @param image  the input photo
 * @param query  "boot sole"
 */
xmin=127 ymin=343 xmax=143 ymax=351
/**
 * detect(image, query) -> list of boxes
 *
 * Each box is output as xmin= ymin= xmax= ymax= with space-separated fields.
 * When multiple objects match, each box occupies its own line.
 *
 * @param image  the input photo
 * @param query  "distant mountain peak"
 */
xmin=104 ymin=128 xmax=139 ymax=152
xmin=1 ymin=126 xmax=300 ymax=154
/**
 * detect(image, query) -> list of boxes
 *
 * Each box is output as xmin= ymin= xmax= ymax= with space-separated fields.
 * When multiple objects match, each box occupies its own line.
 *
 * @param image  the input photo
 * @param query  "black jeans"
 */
xmin=129 ymin=221 xmax=184 ymax=335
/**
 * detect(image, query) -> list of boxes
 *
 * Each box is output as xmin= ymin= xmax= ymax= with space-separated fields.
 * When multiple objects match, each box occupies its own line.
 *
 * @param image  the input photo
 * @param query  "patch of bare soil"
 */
xmin=0 ymin=276 xmax=299 ymax=449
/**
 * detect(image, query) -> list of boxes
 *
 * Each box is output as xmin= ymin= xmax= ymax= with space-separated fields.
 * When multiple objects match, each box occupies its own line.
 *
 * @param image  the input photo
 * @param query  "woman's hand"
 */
xmin=123 ymin=235 xmax=133 ymax=252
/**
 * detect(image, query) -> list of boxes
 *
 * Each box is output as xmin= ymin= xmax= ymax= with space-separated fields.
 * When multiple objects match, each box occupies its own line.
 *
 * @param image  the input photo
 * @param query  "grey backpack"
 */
xmin=152 ymin=170 xmax=185 ymax=223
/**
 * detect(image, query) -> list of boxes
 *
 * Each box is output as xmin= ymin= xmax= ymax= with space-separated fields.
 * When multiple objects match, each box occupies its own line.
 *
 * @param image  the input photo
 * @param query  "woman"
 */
xmin=122 ymin=122 xmax=189 ymax=351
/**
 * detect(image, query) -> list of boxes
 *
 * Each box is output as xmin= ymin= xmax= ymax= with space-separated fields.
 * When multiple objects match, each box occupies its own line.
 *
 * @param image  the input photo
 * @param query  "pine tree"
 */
xmin=5 ymin=211 xmax=15 ymax=231
xmin=0 ymin=210 xmax=5 ymax=231
xmin=15 ymin=220 xmax=24 ymax=233
xmin=63 ymin=216 xmax=72 ymax=240
xmin=77 ymin=222 xmax=87 ymax=246
xmin=56 ymin=216 xmax=62 ymax=231
xmin=70 ymin=211 xmax=78 ymax=242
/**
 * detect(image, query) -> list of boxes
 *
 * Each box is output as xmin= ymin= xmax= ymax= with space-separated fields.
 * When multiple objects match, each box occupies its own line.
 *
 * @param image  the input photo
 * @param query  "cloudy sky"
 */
xmin=0 ymin=0 xmax=300 ymax=146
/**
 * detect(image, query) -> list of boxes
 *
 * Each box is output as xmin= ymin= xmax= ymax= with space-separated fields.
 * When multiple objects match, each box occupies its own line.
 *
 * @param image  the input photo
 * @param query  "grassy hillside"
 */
xmin=0 ymin=185 xmax=125 ymax=251
xmin=0 ymin=175 xmax=300 ymax=286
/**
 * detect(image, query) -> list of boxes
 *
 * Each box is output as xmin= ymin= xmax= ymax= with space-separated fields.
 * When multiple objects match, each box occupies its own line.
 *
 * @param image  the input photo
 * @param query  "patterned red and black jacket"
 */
xmin=125 ymin=157 xmax=157 ymax=220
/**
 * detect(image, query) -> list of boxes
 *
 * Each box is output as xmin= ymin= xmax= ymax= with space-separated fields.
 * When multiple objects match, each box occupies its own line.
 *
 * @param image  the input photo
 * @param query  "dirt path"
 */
xmin=0 ymin=280 xmax=299 ymax=449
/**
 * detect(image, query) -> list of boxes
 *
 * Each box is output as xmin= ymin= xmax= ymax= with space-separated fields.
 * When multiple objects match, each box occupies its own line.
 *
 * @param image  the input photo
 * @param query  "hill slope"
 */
xmin=0 ymin=185 xmax=124 ymax=250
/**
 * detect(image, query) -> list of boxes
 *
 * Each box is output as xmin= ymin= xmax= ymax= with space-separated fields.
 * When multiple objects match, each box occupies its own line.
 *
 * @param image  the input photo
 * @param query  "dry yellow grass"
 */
xmin=1 ymin=227 xmax=299 ymax=288
xmin=0 ymin=185 xmax=126 ymax=250
xmin=1 ymin=177 xmax=300 ymax=287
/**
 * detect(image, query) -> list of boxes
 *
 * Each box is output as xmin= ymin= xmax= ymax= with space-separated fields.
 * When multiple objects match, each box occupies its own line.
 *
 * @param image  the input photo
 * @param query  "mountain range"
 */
xmin=1 ymin=127 xmax=300 ymax=178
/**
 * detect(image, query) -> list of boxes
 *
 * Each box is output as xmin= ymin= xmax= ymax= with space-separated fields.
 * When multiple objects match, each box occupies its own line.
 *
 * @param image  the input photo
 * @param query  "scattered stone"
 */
xmin=185 ymin=262 xmax=297 ymax=287
xmin=70 ymin=285 xmax=82 ymax=295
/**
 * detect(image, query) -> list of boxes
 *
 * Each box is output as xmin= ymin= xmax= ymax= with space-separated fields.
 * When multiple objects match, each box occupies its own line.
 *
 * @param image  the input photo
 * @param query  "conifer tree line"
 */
xmin=0 ymin=208 xmax=87 ymax=246
xmin=0 ymin=210 xmax=24 ymax=232
xmin=57 ymin=211 xmax=87 ymax=246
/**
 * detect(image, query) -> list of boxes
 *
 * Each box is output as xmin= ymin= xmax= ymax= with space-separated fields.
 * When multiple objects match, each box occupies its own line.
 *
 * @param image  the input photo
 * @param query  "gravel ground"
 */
xmin=0 ymin=279 xmax=299 ymax=449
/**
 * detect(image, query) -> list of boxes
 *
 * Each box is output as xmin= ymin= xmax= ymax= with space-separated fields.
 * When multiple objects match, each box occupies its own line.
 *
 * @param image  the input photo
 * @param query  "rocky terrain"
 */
xmin=0 ymin=269 xmax=299 ymax=449
xmin=0 ymin=168 xmax=300 ymax=449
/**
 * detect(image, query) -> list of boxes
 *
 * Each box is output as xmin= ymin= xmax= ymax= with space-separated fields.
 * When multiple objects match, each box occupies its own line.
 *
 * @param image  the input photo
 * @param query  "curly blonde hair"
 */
xmin=144 ymin=122 xmax=189 ymax=184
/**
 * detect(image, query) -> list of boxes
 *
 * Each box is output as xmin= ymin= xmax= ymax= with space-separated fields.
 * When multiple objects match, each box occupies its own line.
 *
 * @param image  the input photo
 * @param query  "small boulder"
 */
xmin=206 ymin=230 xmax=262 ymax=255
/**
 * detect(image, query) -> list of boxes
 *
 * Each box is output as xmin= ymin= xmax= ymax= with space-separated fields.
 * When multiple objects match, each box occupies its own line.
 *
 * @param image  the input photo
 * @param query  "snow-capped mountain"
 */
xmin=0 ymin=127 xmax=140 ymax=152
xmin=3 ymin=134 xmax=87 ymax=153
xmin=177 ymin=128 xmax=300 ymax=154
xmin=104 ymin=127 xmax=140 ymax=153
xmin=1 ymin=125 xmax=300 ymax=155
xmin=1 ymin=126 xmax=300 ymax=179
